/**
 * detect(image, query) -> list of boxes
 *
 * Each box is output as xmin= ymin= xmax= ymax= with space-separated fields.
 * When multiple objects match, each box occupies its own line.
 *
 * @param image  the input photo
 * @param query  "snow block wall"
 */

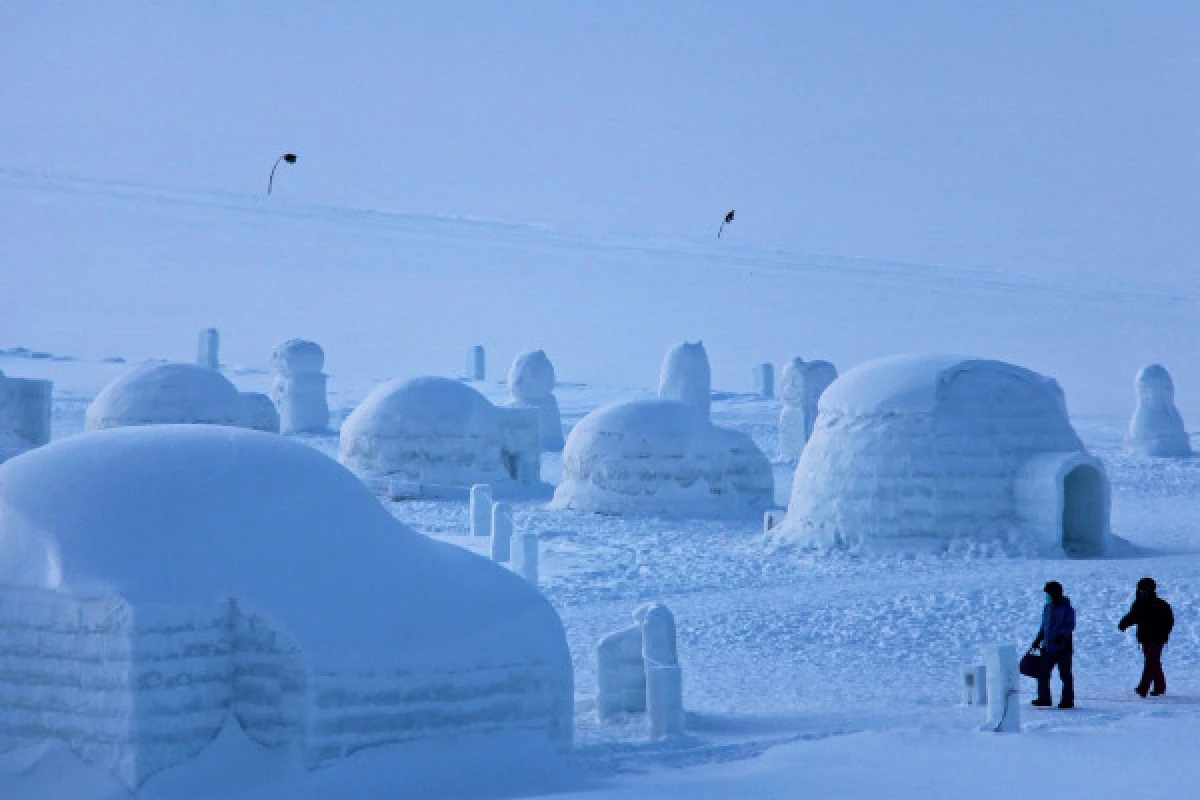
xmin=780 ymin=355 xmax=1110 ymax=555
xmin=778 ymin=358 xmax=837 ymax=462
xmin=0 ymin=374 xmax=52 ymax=462
xmin=508 ymin=350 xmax=565 ymax=452
xmin=1127 ymin=364 xmax=1191 ymax=457
xmin=270 ymin=339 xmax=329 ymax=434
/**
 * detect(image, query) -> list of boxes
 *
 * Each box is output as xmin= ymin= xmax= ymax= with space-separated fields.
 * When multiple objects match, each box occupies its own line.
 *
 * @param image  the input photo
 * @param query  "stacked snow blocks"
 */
xmin=596 ymin=603 xmax=683 ymax=736
xmin=271 ymin=339 xmax=329 ymax=434
xmin=0 ymin=373 xmax=52 ymax=462
xmin=196 ymin=328 xmax=219 ymax=369
xmin=508 ymin=350 xmax=565 ymax=452
xmin=782 ymin=355 xmax=1110 ymax=554
xmin=0 ymin=586 xmax=571 ymax=788
xmin=1127 ymin=364 xmax=1191 ymax=457
xmin=778 ymin=357 xmax=837 ymax=461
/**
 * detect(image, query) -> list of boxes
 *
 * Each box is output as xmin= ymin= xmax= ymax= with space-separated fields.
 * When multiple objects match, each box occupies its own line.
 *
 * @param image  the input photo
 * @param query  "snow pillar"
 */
xmin=597 ymin=626 xmax=646 ymax=718
xmin=658 ymin=341 xmax=711 ymax=420
xmin=513 ymin=532 xmax=539 ymax=585
xmin=467 ymin=346 xmax=486 ymax=381
xmin=779 ymin=358 xmax=838 ymax=461
xmin=490 ymin=502 xmax=513 ymax=562
xmin=962 ymin=665 xmax=987 ymax=706
xmin=470 ymin=484 xmax=493 ymax=537
xmin=637 ymin=602 xmax=683 ymax=737
xmin=752 ymin=363 xmax=774 ymax=398
xmin=508 ymin=350 xmax=565 ymax=451
xmin=197 ymin=328 xmax=219 ymax=369
xmin=1127 ymin=364 xmax=1191 ymax=457
xmin=270 ymin=339 xmax=329 ymax=434
xmin=982 ymin=645 xmax=1020 ymax=733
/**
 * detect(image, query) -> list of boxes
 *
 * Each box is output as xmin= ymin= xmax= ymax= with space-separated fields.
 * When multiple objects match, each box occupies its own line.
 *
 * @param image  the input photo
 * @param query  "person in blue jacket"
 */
xmin=1031 ymin=580 xmax=1075 ymax=708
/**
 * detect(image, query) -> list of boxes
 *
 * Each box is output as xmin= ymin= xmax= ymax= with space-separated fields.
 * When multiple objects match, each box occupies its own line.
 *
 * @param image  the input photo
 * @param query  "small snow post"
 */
xmin=196 ymin=328 xmax=219 ymax=369
xmin=752 ymin=362 xmax=774 ymax=398
xmin=982 ymin=645 xmax=1020 ymax=732
xmin=467 ymin=345 xmax=486 ymax=381
xmin=512 ymin=532 xmax=539 ymax=585
xmin=470 ymin=484 xmax=493 ymax=537
xmin=490 ymin=501 xmax=513 ymax=562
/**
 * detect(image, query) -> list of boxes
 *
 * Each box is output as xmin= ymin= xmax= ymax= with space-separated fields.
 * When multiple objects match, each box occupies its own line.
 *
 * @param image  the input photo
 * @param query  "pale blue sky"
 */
xmin=4 ymin=2 xmax=1199 ymax=284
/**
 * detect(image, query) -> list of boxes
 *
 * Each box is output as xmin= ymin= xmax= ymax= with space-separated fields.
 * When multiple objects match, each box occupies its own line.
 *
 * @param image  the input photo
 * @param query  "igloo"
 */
xmin=778 ymin=358 xmax=837 ymax=462
xmin=270 ymin=339 xmax=329 ymax=434
xmin=0 ymin=426 xmax=572 ymax=788
xmin=553 ymin=344 xmax=772 ymax=517
xmin=778 ymin=355 xmax=1110 ymax=556
xmin=238 ymin=391 xmax=281 ymax=433
xmin=508 ymin=349 xmax=565 ymax=452
xmin=1127 ymin=364 xmax=1191 ymax=457
xmin=0 ymin=370 xmax=52 ymax=463
xmin=339 ymin=376 xmax=542 ymax=492
xmin=85 ymin=363 xmax=244 ymax=431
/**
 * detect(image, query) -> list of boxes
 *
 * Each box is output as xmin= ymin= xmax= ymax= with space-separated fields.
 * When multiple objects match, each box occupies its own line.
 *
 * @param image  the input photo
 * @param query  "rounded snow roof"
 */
xmin=0 ymin=425 xmax=562 ymax=665
xmin=820 ymin=354 xmax=1062 ymax=415
xmin=343 ymin=376 xmax=499 ymax=439
xmin=85 ymin=363 xmax=243 ymax=430
xmin=567 ymin=398 xmax=706 ymax=453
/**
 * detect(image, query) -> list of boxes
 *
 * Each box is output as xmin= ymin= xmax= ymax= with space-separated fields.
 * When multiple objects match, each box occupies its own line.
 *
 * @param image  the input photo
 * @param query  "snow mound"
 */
xmin=85 ymin=362 xmax=243 ymax=430
xmin=552 ymin=399 xmax=773 ymax=517
xmin=0 ymin=426 xmax=571 ymax=786
xmin=778 ymin=354 xmax=1110 ymax=556
xmin=339 ymin=376 xmax=541 ymax=489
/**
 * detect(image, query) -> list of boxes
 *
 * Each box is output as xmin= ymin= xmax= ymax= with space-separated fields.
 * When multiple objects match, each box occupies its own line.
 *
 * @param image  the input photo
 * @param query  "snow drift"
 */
xmin=778 ymin=354 xmax=1110 ymax=555
xmin=0 ymin=426 xmax=571 ymax=788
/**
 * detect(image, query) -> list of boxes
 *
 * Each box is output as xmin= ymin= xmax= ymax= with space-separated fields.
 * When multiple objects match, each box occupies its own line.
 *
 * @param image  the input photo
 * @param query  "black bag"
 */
xmin=1020 ymin=649 xmax=1047 ymax=679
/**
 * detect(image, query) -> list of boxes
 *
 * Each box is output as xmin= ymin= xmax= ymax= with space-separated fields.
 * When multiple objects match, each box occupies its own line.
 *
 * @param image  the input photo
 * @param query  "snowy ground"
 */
xmin=6 ymin=347 xmax=1200 ymax=798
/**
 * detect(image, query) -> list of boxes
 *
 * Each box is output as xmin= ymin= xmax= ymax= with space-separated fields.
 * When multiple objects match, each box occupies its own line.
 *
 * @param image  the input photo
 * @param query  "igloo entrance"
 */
xmin=1062 ymin=464 xmax=1106 ymax=557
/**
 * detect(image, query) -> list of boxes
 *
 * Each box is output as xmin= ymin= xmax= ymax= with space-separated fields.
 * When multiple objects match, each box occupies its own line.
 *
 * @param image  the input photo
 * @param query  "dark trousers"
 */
xmin=1138 ymin=642 xmax=1167 ymax=695
xmin=1036 ymin=645 xmax=1074 ymax=705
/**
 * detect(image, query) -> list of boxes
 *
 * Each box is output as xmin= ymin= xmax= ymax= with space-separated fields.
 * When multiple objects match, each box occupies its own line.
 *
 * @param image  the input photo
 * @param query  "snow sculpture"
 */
xmin=0 ymin=426 xmax=572 ymax=788
xmin=778 ymin=358 xmax=837 ymax=461
xmin=778 ymin=355 xmax=1110 ymax=556
xmin=983 ymin=645 xmax=1020 ymax=733
xmin=752 ymin=362 xmax=774 ymax=398
xmin=238 ymin=391 xmax=280 ymax=433
xmin=197 ymin=327 xmax=219 ymax=369
xmin=467 ymin=345 xmax=486 ymax=381
xmin=1127 ymin=364 xmax=1191 ymax=457
xmin=508 ymin=350 xmax=565 ymax=451
xmin=270 ymin=339 xmax=329 ymax=434
xmin=513 ymin=532 xmax=539 ymax=586
xmin=490 ymin=501 xmax=512 ymax=561
xmin=0 ymin=372 xmax=52 ymax=463
xmin=85 ymin=363 xmax=243 ymax=431
xmin=471 ymin=484 xmax=494 ymax=537
xmin=658 ymin=341 xmax=711 ymax=419
xmin=340 ymin=377 xmax=541 ymax=491
xmin=962 ymin=664 xmax=987 ymax=706
xmin=597 ymin=625 xmax=645 ymax=718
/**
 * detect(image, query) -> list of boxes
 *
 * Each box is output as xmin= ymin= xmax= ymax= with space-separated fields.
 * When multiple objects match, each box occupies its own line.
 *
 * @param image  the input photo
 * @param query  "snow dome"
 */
xmin=339 ymin=376 xmax=541 ymax=489
xmin=85 ymin=362 xmax=244 ymax=431
xmin=553 ymin=344 xmax=772 ymax=517
xmin=778 ymin=355 xmax=1110 ymax=556
xmin=0 ymin=426 xmax=571 ymax=787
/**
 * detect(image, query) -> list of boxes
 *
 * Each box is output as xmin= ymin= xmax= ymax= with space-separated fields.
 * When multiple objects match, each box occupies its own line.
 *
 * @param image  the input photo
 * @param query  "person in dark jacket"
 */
xmin=1119 ymin=577 xmax=1175 ymax=697
xmin=1032 ymin=580 xmax=1076 ymax=708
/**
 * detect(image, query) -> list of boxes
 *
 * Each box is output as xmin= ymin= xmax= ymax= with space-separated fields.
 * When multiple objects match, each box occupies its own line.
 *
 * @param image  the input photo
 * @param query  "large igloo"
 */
xmin=339 ymin=376 xmax=541 ymax=491
xmin=778 ymin=354 xmax=1110 ymax=556
xmin=86 ymin=363 xmax=245 ymax=431
xmin=552 ymin=343 xmax=773 ymax=517
xmin=0 ymin=426 xmax=572 ymax=788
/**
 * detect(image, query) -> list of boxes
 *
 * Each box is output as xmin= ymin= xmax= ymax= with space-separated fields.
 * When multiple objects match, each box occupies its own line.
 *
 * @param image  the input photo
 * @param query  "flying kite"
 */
xmin=267 ymin=153 xmax=298 ymax=196
xmin=717 ymin=209 xmax=735 ymax=238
